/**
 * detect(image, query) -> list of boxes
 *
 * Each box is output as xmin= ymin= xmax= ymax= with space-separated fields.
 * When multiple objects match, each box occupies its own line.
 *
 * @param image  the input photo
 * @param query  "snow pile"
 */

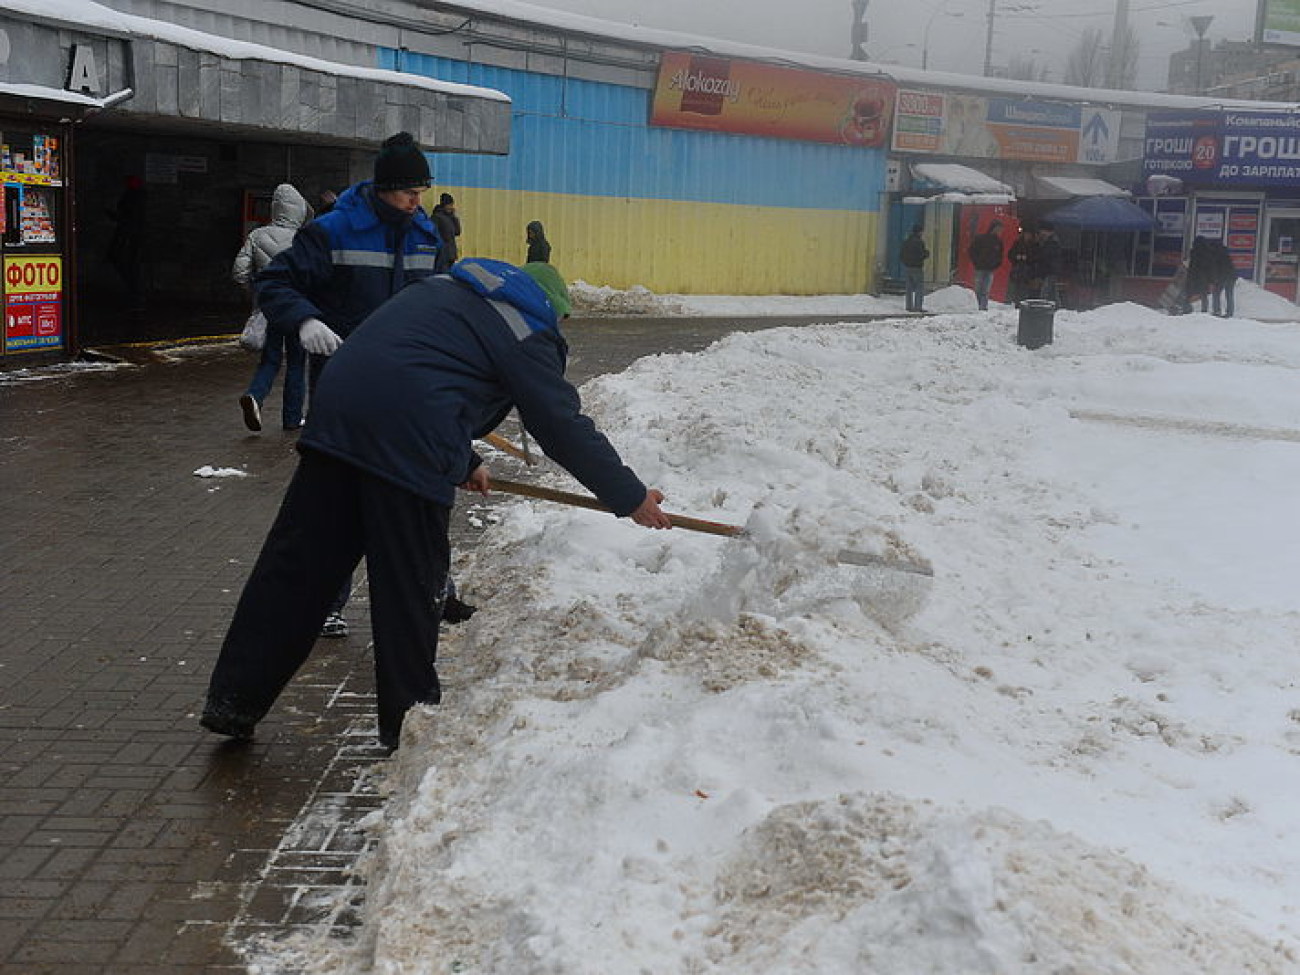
xmin=257 ymin=302 xmax=1300 ymax=973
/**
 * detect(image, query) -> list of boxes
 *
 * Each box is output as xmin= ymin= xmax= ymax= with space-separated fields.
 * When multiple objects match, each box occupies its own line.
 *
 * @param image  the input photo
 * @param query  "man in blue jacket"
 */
xmin=256 ymin=131 xmax=443 ymax=638
xmin=202 ymin=259 xmax=672 ymax=752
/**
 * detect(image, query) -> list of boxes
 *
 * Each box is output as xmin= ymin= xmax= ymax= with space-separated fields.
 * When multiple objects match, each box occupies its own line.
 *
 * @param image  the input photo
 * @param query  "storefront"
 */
xmin=0 ymin=3 xmax=509 ymax=360
xmin=1141 ymin=109 xmax=1300 ymax=304
xmin=886 ymin=87 xmax=1127 ymax=304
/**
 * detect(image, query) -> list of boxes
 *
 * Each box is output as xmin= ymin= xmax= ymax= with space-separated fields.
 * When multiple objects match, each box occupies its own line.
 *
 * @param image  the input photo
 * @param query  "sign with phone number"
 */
xmin=5 ymin=256 xmax=62 ymax=352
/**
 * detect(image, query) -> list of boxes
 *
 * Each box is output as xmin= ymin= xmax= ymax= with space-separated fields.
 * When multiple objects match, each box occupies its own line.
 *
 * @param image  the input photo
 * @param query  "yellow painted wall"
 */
xmin=427 ymin=187 xmax=881 ymax=296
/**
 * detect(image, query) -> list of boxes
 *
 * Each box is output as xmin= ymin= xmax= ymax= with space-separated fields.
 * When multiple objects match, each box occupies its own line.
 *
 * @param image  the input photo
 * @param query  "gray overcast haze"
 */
xmin=520 ymin=0 xmax=1269 ymax=90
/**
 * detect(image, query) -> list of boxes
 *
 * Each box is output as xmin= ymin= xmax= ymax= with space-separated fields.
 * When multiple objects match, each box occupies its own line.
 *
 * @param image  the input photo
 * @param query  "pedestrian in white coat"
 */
xmin=234 ymin=183 xmax=312 ymax=432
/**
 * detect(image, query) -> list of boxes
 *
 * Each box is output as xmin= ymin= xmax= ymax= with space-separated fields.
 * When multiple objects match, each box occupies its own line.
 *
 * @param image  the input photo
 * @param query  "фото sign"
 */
xmin=650 ymin=53 xmax=896 ymax=147
xmin=891 ymin=90 xmax=1119 ymax=164
xmin=1143 ymin=111 xmax=1300 ymax=187
xmin=5 ymin=255 xmax=62 ymax=352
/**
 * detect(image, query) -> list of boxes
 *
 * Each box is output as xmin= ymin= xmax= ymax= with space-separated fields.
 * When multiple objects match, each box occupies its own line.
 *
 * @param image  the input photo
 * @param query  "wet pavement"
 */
xmin=0 ymin=311 xmax=873 ymax=974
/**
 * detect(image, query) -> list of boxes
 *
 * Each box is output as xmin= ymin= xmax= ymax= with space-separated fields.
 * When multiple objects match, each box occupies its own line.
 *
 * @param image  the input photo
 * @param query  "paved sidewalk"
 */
xmin=0 ymin=312 xmax=862 ymax=973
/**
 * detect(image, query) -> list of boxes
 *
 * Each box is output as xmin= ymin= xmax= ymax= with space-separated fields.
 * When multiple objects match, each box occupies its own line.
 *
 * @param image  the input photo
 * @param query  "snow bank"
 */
xmin=256 ymin=304 xmax=1300 ymax=973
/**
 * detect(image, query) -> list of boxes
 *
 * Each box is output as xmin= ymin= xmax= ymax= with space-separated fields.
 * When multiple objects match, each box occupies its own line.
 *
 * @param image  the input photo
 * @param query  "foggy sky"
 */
xmin=518 ymin=0 xmax=1267 ymax=90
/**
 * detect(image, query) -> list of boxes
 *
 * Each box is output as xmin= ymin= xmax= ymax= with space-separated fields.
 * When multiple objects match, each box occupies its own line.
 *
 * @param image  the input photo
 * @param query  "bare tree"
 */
xmin=1065 ymin=27 xmax=1108 ymax=86
xmin=1005 ymin=54 xmax=1050 ymax=81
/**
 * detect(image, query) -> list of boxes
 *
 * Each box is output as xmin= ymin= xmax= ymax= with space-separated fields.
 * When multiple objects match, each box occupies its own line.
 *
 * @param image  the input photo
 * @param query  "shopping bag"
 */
xmin=239 ymin=309 xmax=267 ymax=352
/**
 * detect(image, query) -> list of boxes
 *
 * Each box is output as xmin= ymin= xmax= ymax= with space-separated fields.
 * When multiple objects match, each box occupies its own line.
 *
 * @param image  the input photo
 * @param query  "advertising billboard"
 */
xmin=891 ymin=90 xmax=1120 ymax=164
xmin=650 ymin=53 xmax=895 ymax=147
xmin=1143 ymin=111 xmax=1300 ymax=187
xmin=1261 ymin=0 xmax=1300 ymax=48
xmin=4 ymin=256 xmax=62 ymax=352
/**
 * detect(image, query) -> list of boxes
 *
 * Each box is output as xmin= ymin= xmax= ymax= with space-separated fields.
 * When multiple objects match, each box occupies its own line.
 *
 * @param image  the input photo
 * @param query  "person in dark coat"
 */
xmin=1210 ymin=239 xmax=1237 ymax=318
xmin=431 ymin=192 xmax=461 ymax=271
xmin=201 ymin=258 xmax=672 ymax=752
xmin=254 ymin=131 xmax=443 ymax=639
xmin=899 ymin=224 xmax=929 ymax=313
xmin=1007 ymin=225 xmax=1038 ymax=307
xmin=526 ymin=220 xmax=551 ymax=264
xmin=1036 ymin=222 xmax=1063 ymax=304
xmin=967 ymin=220 xmax=1004 ymax=311
xmin=106 ymin=174 xmax=147 ymax=307
xmin=1188 ymin=236 xmax=1238 ymax=317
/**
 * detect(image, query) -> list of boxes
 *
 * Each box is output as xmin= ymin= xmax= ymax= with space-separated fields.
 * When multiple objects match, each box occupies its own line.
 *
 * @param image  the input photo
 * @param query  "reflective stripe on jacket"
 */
xmin=254 ymin=180 xmax=441 ymax=338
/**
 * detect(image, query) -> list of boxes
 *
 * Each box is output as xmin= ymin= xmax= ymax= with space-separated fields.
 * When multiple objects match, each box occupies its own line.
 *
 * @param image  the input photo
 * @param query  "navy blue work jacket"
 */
xmin=300 ymin=259 xmax=648 ymax=516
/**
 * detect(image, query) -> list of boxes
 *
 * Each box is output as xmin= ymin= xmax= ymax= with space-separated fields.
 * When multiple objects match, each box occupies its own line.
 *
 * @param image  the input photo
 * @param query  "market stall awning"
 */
xmin=1045 ymin=195 xmax=1156 ymax=231
xmin=1035 ymin=175 xmax=1130 ymax=198
xmin=910 ymin=163 xmax=1015 ymax=200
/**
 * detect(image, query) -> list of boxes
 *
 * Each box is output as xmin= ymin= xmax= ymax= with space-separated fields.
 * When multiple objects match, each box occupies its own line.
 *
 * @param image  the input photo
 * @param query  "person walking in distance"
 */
xmin=431 ymin=193 xmax=461 ymax=271
xmin=254 ymin=131 xmax=443 ymax=639
xmin=200 ymin=258 xmax=672 ymax=752
xmin=900 ymin=224 xmax=929 ymax=313
xmin=967 ymin=220 xmax=1004 ymax=312
xmin=526 ymin=220 xmax=552 ymax=264
xmin=234 ymin=183 xmax=311 ymax=432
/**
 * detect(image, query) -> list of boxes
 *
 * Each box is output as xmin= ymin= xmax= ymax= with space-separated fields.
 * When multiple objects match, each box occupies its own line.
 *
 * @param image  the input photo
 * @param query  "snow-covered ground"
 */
xmin=247 ymin=283 xmax=1300 ymax=973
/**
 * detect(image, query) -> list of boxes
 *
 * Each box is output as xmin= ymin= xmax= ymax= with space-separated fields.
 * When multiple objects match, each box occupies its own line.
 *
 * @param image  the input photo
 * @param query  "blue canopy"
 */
xmin=1045 ymin=195 xmax=1156 ymax=231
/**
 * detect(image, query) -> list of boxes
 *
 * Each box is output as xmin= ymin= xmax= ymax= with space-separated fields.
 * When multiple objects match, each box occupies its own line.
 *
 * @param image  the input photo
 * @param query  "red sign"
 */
xmin=5 ymin=256 xmax=62 ymax=352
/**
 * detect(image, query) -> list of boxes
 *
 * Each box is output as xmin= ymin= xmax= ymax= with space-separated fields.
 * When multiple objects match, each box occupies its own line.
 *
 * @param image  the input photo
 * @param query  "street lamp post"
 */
xmin=1189 ymin=15 xmax=1213 ymax=93
xmin=923 ymin=6 xmax=964 ymax=70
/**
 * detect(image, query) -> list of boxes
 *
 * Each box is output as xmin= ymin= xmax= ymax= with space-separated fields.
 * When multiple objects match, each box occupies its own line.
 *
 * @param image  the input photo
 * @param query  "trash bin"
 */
xmin=1017 ymin=299 xmax=1055 ymax=350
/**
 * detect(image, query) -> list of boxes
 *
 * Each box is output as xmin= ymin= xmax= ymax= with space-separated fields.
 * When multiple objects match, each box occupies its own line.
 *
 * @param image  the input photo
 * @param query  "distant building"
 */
xmin=1166 ymin=39 xmax=1299 ymax=100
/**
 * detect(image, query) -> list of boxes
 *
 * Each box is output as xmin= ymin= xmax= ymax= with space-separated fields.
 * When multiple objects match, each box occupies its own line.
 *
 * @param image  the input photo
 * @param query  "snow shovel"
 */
xmin=488 ymin=476 xmax=934 ymax=578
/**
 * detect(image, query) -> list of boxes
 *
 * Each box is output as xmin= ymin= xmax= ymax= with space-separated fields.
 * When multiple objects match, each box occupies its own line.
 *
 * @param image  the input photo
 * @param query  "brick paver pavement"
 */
xmin=0 ymin=312 xmax=867 ymax=973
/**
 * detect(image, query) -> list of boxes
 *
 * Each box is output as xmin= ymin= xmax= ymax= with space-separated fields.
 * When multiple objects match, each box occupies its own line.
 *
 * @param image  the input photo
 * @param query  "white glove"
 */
xmin=299 ymin=317 xmax=342 ymax=356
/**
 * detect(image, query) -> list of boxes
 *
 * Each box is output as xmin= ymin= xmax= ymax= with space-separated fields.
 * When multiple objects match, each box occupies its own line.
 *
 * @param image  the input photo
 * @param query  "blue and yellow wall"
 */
xmin=382 ymin=50 xmax=887 ymax=295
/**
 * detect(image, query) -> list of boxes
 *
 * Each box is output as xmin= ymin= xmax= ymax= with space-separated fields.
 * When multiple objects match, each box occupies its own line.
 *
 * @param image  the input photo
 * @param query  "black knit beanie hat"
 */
xmin=373 ymin=132 xmax=431 ymax=191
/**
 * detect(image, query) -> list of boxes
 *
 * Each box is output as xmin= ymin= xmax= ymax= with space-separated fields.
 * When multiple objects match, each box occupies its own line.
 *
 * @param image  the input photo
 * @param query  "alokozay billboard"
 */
xmin=1143 ymin=111 xmax=1300 ymax=188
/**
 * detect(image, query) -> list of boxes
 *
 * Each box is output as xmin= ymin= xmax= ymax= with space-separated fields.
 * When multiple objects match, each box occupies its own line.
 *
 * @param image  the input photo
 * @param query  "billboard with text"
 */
xmin=650 ymin=53 xmax=895 ymax=147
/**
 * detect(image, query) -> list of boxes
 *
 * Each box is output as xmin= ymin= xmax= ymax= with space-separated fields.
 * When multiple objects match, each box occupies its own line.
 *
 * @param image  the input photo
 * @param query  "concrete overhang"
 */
xmin=0 ymin=1 xmax=511 ymax=153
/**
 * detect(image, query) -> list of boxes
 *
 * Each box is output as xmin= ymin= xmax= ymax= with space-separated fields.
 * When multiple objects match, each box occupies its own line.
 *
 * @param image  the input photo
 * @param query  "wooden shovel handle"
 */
xmin=489 ymin=477 xmax=745 ymax=538
xmin=482 ymin=432 xmax=537 ymax=465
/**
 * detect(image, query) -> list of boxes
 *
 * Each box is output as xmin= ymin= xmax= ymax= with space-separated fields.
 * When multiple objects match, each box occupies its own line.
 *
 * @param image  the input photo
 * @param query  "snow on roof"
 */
xmin=912 ymin=163 xmax=1015 ymax=196
xmin=0 ymin=81 xmax=113 ymax=109
xmin=6 ymin=0 xmax=510 ymax=104
xmin=441 ymin=0 xmax=1298 ymax=115
xmin=1036 ymin=176 xmax=1131 ymax=198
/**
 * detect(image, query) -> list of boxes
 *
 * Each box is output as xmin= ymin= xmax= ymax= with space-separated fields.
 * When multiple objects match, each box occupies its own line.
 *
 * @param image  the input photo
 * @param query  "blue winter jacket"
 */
xmin=255 ymin=180 xmax=441 ymax=338
xmin=299 ymin=258 xmax=648 ymax=515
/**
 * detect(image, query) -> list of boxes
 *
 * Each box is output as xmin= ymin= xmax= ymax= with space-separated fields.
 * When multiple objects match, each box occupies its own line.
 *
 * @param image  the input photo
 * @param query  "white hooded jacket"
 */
xmin=232 ymin=183 xmax=312 ymax=290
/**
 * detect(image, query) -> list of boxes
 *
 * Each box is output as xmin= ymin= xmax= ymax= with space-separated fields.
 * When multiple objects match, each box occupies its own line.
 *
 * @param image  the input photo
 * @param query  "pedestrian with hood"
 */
xmin=526 ymin=220 xmax=551 ymax=264
xmin=899 ymin=224 xmax=929 ymax=313
xmin=234 ymin=183 xmax=311 ymax=432
xmin=967 ymin=219 xmax=1004 ymax=312
xmin=254 ymin=131 xmax=443 ymax=639
xmin=431 ymin=193 xmax=461 ymax=271
xmin=201 ymin=258 xmax=672 ymax=752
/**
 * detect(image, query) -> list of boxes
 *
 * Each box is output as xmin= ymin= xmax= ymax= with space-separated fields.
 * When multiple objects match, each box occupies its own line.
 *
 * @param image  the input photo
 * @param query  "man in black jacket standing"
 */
xmin=967 ymin=220 xmax=1004 ymax=311
xmin=202 ymin=258 xmax=672 ymax=752
xmin=900 ymin=224 xmax=929 ymax=313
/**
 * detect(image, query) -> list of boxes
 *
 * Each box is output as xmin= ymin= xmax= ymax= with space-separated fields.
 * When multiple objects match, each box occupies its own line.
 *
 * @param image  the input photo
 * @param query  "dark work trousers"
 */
xmin=204 ymin=448 xmax=450 ymax=747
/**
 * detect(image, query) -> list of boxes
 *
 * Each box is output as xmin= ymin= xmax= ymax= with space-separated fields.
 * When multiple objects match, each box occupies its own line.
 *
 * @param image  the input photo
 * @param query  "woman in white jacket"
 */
xmin=234 ymin=183 xmax=312 ymax=431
